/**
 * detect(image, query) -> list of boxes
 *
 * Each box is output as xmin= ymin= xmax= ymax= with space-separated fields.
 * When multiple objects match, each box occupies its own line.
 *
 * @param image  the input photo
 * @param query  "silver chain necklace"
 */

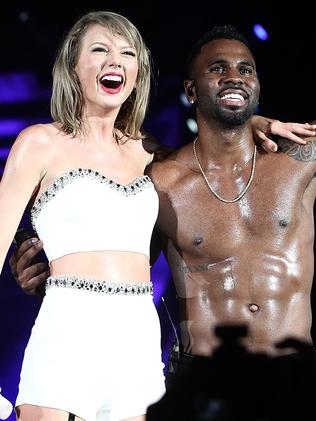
xmin=193 ymin=137 xmax=257 ymax=203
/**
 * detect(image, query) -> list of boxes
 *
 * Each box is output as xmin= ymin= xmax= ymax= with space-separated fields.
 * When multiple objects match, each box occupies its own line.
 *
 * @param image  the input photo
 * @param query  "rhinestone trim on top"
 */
xmin=30 ymin=168 xmax=153 ymax=228
xmin=46 ymin=275 xmax=153 ymax=295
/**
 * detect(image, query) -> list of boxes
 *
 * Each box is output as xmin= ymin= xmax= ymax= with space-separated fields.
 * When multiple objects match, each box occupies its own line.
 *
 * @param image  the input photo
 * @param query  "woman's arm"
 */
xmin=0 ymin=124 xmax=50 ymax=274
xmin=250 ymin=115 xmax=316 ymax=152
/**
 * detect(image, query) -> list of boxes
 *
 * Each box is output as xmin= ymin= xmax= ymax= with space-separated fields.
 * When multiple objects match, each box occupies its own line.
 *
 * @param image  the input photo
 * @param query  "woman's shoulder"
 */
xmin=9 ymin=123 xmax=61 ymax=166
xmin=120 ymin=132 xmax=155 ymax=164
xmin=16 ymin=122 xmax=58 ymax=145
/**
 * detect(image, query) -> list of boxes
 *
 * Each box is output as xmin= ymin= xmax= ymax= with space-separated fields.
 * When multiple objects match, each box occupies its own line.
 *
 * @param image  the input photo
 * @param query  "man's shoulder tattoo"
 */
xmin=277 ymin=138 xmax=316 ymax=162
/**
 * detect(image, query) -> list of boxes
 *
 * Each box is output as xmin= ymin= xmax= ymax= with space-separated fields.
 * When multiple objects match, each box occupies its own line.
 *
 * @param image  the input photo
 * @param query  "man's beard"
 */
xmin=215 ymin=99 xmax=259 ymax=127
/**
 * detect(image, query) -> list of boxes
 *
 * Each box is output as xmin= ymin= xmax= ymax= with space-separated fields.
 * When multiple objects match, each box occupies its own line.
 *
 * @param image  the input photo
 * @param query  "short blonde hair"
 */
xmin=51 ymin=10 xmax=152 ymax=139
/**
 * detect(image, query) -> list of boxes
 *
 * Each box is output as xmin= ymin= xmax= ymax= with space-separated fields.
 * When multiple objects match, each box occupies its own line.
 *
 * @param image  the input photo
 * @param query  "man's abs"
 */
xmin=171 ymin=253 xmax=313 ymax=356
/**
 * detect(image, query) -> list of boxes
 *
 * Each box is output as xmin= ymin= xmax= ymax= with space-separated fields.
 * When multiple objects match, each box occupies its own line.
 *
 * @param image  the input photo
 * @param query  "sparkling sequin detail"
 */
xmin=30 ymin=168 xmax=153 ymax=229
xmin=46 ymin=275 xmax=153 ymax=295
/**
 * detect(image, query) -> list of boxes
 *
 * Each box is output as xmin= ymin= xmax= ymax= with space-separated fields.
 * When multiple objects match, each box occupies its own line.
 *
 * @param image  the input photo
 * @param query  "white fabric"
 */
xmin=0 ymin=387 xmax=13 ymax=420
xmin=32 ymin=170 xmax=159 ymax=262
xmin=15 ymin=286 xmax=166 ymax=421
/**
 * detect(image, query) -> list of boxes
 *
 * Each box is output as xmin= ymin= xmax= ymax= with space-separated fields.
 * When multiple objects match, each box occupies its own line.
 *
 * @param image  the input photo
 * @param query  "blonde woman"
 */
xmin=0 ymin=10 xmax=165 ymax=421
xmin=1 ymin=9 xmax=315 ymax=421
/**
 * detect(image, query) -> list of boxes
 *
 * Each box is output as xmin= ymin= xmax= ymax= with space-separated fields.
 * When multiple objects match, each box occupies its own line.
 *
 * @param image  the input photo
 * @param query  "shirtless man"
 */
xmin=145 ymin=24 xmax=316 ymax=419
xmin=147 ymin=24 xmax=316 ymax=360
xmin=9 ymin=25 xmax=316 ymax=361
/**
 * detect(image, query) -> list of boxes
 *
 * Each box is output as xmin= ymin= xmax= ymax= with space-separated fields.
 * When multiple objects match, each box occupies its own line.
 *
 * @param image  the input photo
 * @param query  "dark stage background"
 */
xmin=0 ymin=1 xmax=316 ymax=419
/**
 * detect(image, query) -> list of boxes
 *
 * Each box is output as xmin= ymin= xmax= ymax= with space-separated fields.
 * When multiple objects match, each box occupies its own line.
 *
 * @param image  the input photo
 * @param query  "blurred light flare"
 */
xmin=253 ymin=24 xmax=269 ymax=41
xmin=186 ymin=118 xmax=198 ymax=133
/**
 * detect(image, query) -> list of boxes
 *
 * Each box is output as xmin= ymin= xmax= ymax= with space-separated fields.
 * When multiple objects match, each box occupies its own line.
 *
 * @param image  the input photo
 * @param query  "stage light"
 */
xmin=0 ymin=148 xmax=10 ymax=159
xmin=0 ymin=119 xmax=28 ymax=137
xmin=186 ymin=118 xmax=198 ymax=133
xmin=0 ymin=72 xmax=49 ymax=104
xmin=253 ymin=24 xmax=269 ymax=41
xmin=0 ymin=117 xmax=50 ymax=138
xmin=180 ymin=92 xmax=190 ymax=107
xmin=19 ymin=11 xmax=30 ymax=23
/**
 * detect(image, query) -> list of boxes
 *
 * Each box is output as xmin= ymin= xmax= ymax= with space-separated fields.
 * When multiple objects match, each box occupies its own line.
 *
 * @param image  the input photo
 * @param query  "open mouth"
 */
xmin=219 ymin=91 xmax=248 ymax=108
xmin=100 ymin=74 xmax=124 ymax=90
xmin=220 ymin=93 xmax=245 ymax=101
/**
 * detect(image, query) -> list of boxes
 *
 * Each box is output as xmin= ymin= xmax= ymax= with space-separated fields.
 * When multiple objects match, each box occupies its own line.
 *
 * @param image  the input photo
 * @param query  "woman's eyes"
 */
xmin=92 ymin=47 xmax=107 ymax=53
xmin=123 ymin=50 xmax=136 ymax=57
xmin=91 ymin=47 xmax=136 ymax=57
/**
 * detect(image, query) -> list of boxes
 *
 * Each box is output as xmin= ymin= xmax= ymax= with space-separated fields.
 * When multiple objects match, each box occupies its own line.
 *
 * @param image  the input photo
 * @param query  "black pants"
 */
xmin=165 ymin=345 xmax=195 ymax=390
xmin=161 ymin=342 xmax=316 ymax=420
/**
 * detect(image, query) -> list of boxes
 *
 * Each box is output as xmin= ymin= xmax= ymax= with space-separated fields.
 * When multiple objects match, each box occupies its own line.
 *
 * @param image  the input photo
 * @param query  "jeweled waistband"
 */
xmin=46 ymin=275 xmax=153 ymax=295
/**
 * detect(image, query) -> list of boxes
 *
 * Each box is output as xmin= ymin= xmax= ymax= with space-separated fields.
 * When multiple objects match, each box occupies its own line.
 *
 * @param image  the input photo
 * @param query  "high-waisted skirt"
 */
xmin=15 ymin=276 xmax=166 ymax=421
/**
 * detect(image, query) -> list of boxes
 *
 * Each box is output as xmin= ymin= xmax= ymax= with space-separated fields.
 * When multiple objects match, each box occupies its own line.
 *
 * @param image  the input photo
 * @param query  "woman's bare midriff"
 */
xmin=50 ymin=250 xmax=151 ymax=282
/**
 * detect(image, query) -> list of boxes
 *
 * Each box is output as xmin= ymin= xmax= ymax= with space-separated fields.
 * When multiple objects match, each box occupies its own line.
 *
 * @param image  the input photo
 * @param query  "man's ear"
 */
xmin=184 ymin=79 xmax=195 ymax=104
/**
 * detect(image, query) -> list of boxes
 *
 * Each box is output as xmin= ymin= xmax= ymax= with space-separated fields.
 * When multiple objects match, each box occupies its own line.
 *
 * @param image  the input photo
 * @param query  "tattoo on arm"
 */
xmin=278 ymin=138 xmax=316 ymax=162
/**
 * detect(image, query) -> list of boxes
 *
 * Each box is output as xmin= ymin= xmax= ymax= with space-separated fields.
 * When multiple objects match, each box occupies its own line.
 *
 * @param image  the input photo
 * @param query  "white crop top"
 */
xmin=30 ymin=168 xmax=159 ymax=262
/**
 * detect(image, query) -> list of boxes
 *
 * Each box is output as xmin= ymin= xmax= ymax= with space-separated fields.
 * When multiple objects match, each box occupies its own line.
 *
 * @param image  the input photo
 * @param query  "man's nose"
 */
xmin=223 ymin=69 xmax=243 ymax=86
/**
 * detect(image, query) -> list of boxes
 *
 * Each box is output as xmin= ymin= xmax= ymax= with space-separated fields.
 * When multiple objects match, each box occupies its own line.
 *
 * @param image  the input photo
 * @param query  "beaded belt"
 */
xmin=46 ymin=275 xmax=153 ymax=295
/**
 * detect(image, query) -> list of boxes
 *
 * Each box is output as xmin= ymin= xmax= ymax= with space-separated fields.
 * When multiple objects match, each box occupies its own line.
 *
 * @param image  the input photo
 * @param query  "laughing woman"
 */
xmin=1 ymin=9 xmax=315 ymax=421
xmin=0 ymin=10 xmax=166 ymax=421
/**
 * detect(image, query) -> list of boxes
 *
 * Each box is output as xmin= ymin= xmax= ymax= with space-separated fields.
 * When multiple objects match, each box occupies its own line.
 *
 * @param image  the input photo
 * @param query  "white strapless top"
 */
xmin=30 ymin=168 xmax=159 ymax=262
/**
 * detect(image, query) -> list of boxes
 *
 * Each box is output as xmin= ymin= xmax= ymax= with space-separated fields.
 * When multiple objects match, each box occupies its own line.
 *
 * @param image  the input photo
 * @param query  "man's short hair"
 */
xmin=186 ymin=24 xmax=250 ymax=77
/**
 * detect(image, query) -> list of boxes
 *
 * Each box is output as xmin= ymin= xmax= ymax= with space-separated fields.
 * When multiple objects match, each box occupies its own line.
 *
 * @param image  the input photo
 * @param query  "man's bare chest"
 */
xmin=157 ymin=169 xmax=314 ymax=256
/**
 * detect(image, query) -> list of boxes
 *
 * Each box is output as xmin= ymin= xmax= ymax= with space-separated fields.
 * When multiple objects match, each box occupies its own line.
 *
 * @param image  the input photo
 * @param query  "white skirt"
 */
xmin=15 ymin=283 xmax=166 ymax=421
